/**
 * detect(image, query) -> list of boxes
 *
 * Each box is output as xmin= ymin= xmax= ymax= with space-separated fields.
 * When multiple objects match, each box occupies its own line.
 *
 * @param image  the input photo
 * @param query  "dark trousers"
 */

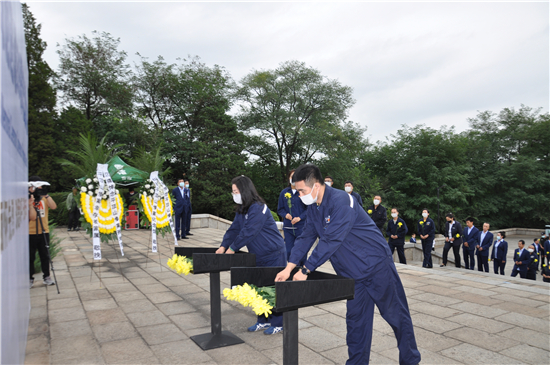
xmin=175 ymin=206 xmax=191 ymax=238
xmin=463 ymin=247 xmax=475 ymax=270
xmin=283 ymin=226 xmax=306 ymax=266
xmin=526 ymin=269 xmax=536 ymax=281
xmin=493 ymin=258 xmax=506 ymax=275
xmin=443 ymin=241 xmax=461 ymax=268
xmin=389 ymin=242 xmax=407 ymax=264
xmin=477 ymin=253 xmax=489 ymax=272
xmin=346 ymin=259 xmax=421 ymax=365
xmin=184 ymin=205 xmax=192 ymax=234
xmin=29 ymin=233 xmax=50 ymax=279
xmin=511 ymin=266 xmax=527 ymax=279
xmin=68 ymin=207 xmax=80 ymax=229
xmin=421 ymin=239 xmax=433 ymax=268
xmin=256 ymin=248 xmax=286 ymax=328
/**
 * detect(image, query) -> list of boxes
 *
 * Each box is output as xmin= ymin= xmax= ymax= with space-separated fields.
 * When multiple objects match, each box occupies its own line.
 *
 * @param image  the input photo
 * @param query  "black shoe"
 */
xmin=186 ymin=233 xmax=193 ymax=236
xmin=75 ymin=227 xmax=80 ymax=231
xmin=176 ymin=237 xmax=181 ymax=240
xmin=440 ymin=264 xmax=446 ymax=267
xmin=181 ymin=236 xmax=189 ymax=239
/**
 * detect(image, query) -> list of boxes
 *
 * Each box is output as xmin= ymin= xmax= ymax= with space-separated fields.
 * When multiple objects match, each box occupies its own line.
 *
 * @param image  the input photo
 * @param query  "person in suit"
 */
xmin=182 ymin=179 xmax=193 ymax=236
xmin=386 ymin=208 xmax=408 ymax=264
xmin=344 ymin=181 xmax=364 ymax=208
xmin=490 ymin=231 xmax=508 ymax=275
xmin=462 ymin=217 xmax=479 ymax=270
xmin=277 ymin=169 xmax=307 ymax=265
xmin=541 ymin=263 xmax=550 ymax=283
xmin=543 ymin=234 xmax=550 ymax=267
xmin=216 ymin=175 xmax=287 ymax=335
xmin=511 ymin=240 xmax=531 ymax=279
xmin=418 ymin=209 xmax=435 ymax=268
xmin=409 ymin=233 xmax=416 ymax=244
xmin=441 ymin=213 xmax=463 ymax=268
xmin=476 ymin=223 xmax=493 ymax=272
xmin=324 ymin=175 xmax=334 ymax=187
xmin=532 ymin=238 xmax=541 ymax=271
xmin=526 ymin=243 xmax=538 ymax=281
xmin=172 ymin=178 xmax=191 ymax=240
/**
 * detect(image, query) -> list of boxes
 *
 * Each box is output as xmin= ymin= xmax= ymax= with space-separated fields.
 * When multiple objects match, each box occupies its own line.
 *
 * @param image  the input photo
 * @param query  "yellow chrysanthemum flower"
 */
xmin=80 ymin=192 xmax=124 ymax=234
xmin=223 ymin=284 xmax=274 ymax=318
xmin=167 ymin=254 xmax=193 ymax=275
xmin=284 ymin=193 xmax=291 ymax=199
xmin=141 ymin=194 xmax=174 ymax=228
xmin=367 ymin=210 xmax=373 ymax=214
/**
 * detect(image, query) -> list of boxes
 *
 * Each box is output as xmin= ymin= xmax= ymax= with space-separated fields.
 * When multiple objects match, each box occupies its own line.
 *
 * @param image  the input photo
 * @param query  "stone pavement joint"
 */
xmin=25 ymin=228 xmax=550 ymax=364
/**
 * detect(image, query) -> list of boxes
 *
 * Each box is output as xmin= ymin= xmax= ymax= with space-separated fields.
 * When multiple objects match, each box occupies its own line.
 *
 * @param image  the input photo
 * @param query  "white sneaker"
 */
xmin=43 ymin=277 xmax=55 ymax=286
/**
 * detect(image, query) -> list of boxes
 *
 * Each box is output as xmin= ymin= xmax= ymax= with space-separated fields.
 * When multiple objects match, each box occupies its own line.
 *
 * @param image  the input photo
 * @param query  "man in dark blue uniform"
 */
xmin=462 ymin=217 xmax=479 ymax=270
xmin=511 ymin=240 xmax=531 ymax=279
xmin=276 ymin=164 xmax=420 ymax=365
xmin=172 ymin=178 xmax=189 ymax=240
xmin=386 ymin=207 xmax=408 ymax=264
xmin=441 ymin=213 xmax=463 ymax=268
xmin=366 ymin=195 xmax=386 ymax=235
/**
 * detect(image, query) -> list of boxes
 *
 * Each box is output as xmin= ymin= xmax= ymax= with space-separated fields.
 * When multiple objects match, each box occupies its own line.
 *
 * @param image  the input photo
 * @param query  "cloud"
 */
xmin=27 ymin=1 xmax=548 ymax=142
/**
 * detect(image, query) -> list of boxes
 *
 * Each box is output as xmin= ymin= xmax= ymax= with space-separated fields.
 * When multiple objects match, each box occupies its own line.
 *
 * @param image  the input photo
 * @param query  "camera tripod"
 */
xmin=32 ymin=204 xmax=60 ymax=294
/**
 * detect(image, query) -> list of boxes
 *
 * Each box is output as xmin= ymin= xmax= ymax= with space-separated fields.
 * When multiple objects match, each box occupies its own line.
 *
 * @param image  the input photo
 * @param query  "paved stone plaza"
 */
xmin=25 ymin=228 xmax=549 ymax=364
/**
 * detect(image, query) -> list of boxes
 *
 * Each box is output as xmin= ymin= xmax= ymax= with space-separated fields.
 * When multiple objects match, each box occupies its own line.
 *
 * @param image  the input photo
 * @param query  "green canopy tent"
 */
xmin=76 ymin=156 xmax=149 ymax=187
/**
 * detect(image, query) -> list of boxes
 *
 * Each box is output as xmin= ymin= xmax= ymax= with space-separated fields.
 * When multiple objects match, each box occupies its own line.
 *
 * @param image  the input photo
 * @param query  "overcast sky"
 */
xmin=26 ymin=0 xmax=549 ymax=143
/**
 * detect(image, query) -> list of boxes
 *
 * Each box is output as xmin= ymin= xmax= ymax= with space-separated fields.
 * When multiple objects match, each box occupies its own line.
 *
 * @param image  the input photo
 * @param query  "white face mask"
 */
xmin=185 ymin=184 xmax=189 ymax=188
xmin=344 ymin=186 xmax=352 ymax=193
xmin=373 ymin=199 xmax=380 ymax=205
xmin=232 ymin=193 xmax=242 ymax=205
xmin=325 ymin=182 xmax=332 ymax=187
xmin=527 ymin=248 xmax=534 ymax=253
xmin=497 ymin=236 xmax=501 ymax=241
xmin=300 ymin=184 xmax=319 ymax=206
xmin=391 ymin=213 xmax=398 ymax=218
xmin=422 ymin=212 xmax=429 ymax=218
xmin=179 ymin=182 xmax=185 ymax=187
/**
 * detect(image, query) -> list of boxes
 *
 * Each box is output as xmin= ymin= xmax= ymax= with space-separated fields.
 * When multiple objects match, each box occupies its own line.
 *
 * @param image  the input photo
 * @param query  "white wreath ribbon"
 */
xmin=149 ymin=171 xmax=178 ymax=253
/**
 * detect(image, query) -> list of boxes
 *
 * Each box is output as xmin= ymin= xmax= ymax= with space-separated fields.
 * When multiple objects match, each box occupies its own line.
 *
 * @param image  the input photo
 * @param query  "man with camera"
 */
xmin=29 ymin=176 xmax=57 ymax=288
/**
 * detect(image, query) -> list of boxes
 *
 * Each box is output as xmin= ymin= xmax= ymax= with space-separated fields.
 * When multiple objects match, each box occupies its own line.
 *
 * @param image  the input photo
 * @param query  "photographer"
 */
xmin=66 ymin=187 xmax=80 ymax=231
xmin=29 ymin=176 xmax=57 ymax=288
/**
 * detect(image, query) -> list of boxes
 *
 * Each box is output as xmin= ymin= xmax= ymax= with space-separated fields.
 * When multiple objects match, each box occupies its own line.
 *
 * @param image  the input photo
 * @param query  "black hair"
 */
xmin=446 ymin=213 xmax=454 ymax=219
xmin=177 ymin=178 xmax=184 ymax=183
xmin=422 ymin=208 xmax=430 ymax=214
xmin=344 ymin=180 xmax=353 ymax=186
xmin=128 ymin=186 xmax=135 ymax=192
xmin=465 ymin=217 xmax=474 ymax=223
xmin=183 ymin=179 xmax=189 ymax=183
xmin=29 ymin=175 xmax=41 ymax=181
xmin=231 ymin=175 xmax=265 ymax=215
xmin=293 ymin=164 xmax=323 ymax=187
xmin=518 ymin=239 xmax=525 ymax=246
xmin=391 ymin=207 xmax=399 ymax=212
xmin=324 ymin=175 xmax=333 ymax=181
xmin=533 ymin=237 xmax=539 ymax=242
xmin=499 ymin=231 xmax=506 ymax=239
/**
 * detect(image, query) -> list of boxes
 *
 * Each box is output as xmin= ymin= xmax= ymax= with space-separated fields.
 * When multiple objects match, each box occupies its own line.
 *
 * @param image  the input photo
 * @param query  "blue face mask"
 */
xmin=179 ymin=182 xmax=185 ymax=187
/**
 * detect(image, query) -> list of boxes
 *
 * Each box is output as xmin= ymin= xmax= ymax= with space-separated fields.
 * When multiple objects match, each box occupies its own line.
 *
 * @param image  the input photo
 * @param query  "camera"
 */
xmin=29 ymin=181 xmax=50 ymax=202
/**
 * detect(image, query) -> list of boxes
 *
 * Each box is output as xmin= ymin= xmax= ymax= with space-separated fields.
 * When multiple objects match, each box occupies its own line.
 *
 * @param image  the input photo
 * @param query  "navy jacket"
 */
xmin=289 ymin=186 xmax=391 ymax=281
xmin=172 ymin=186 xmax=191 ymax=214
xmin=512 ymin=248 xmax=531 ymax=272
xmin=350 ymin=191 xmax=364 ymax=208
xmin=277 ymin=187 xmax=307 ymax=230
xmin=366 ymin=204 xmax=386 ymax=230
xmin=220 ymin=202 xmax=286 ymax=266
xmin=490 ymin=240 xmax=508 ymax=261
xmin=386 ymin=218 xmax=408 ymax=244
xmin=544 ymin=240 xmax=550 ymax=257
xmin=417 ymin=218 xmax=435 ymax=241
xmin=444 ymin=220 xmax=463 ymax=245
xmin=476 ymin=231 xmax=493 ymax=257
xmin=463 ymin=225 xmax=480 ymax=251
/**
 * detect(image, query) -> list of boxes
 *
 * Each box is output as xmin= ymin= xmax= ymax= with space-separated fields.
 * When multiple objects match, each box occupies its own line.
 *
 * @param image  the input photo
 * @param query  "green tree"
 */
xmin=237 ymin=60 xmax=356 ymax=186
xmin=56 ymin=31 xmax=133 ymax=121
xmin=23 ymin=3 xmax=58 ymax=187
xmin=129 ymin=145 xmax=172 ymax=180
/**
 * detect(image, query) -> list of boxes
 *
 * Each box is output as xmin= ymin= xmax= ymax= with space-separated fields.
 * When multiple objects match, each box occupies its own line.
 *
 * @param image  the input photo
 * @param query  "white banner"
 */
xmin=149 ymin=171 xmax=178 ymax=251
xmin=0 ymin=2 xmax=30 ymax=364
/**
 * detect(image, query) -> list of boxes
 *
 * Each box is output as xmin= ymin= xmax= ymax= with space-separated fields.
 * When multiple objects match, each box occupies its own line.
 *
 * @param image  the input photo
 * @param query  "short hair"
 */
xmin=500 ymin=231 xmax=506 ymax=239
xmin=177 ymin=178 xmax=184 ymax=182
xmin=446 ymin=213 xmax=454 ymax=219
xmin=374 ymin=195 xmax=381 ymax=199
xmin=344 ymin=180 xmax=353 ymax=186
xmin=183 ymin=179 xmax=189 ymax=183
xmin=483 ymin=222 xmax=490 ymax=226
xmin=293 ymin=164 xmax=323 ymax=187
xmin=391 ymin=207 xmax=399 ymax=212
xmin=231 ymin=175 xmax=265 ymax=214
xmin=29 ymin=175 xmax=41 ymax=182
xmin=128 ymin=186 xmax=135 ymax=192
xmin=324 ymin=175 xmax=333 ymax=181
xmin=422 ymin=208 xmax=430 ymax=213
xmin=465 ymin=217 xmax=474 ymax=223
xmin=518 ymin=239 xmax=525 ymax=245
xmin=534 ymin=238 xmax=539 ymax=242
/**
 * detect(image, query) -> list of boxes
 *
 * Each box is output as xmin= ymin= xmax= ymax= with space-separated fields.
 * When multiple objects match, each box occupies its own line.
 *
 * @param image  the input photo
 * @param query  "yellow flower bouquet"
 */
xmin=167 ymin=254 xmax=193 ymax=275
xmin=223 ymin=283 xmax=275 ymax=317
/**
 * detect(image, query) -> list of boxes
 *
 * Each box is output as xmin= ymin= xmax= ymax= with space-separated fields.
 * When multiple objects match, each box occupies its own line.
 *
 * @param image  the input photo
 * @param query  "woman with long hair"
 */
xmin=277 ymin=169 xmax=307 ymax=266
xmin=216 ymin=175 xmax=286 ymax=335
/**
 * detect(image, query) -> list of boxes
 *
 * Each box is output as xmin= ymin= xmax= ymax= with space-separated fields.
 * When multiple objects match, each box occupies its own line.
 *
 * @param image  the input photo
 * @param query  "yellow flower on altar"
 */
xmin=167 ymin=254 xmax=193 ymax=275
xmin=398 ymin=222 xmax=403 ymax=227
xmin=80 ymin=192 xmax=124 ymax=234
xmin=284 ymin=192 xmax=291 ymax=199
xmin=141 ymin=194 xmax=174 ymax=228
xmin=367 ymin=210 xmax=373 ymax=214
xmin=223 ymin=283 xmax=274 ymax=318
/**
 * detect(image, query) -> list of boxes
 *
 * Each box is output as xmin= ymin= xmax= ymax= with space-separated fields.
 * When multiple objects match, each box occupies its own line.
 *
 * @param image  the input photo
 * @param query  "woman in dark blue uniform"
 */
xmin=490 ymin=231 xmax=508 ymax=275
xmin=277 ymin=169 xmax=307 ymax=266
xmin=417 ymin=209 xmax=435 ymax=268
xmin=216 ymin=175 xmax=286 ymax=335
